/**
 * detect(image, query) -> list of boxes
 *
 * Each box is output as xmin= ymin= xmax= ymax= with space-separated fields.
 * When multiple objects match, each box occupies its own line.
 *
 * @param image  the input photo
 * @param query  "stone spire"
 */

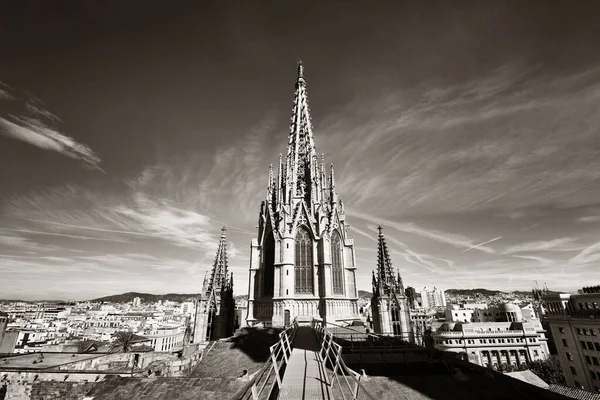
xmin=203 ymin=227 xmax=230 ymax=298
xmin=286 ymin=60 xmax=318 ymax=201
xmin=376 ymin=226 xmax=395 ymax=288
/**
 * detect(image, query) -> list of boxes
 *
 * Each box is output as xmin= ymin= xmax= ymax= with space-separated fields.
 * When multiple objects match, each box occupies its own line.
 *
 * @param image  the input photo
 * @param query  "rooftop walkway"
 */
xmin=278 ymin=326 xmax=331 ymax=400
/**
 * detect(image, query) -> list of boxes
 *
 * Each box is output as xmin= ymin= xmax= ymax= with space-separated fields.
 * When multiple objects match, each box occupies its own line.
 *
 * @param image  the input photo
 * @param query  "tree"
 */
xmin=526 ymin=355 xmax=566 ymax=385
xmin=110 ymin=331 xmax=136 ymax=353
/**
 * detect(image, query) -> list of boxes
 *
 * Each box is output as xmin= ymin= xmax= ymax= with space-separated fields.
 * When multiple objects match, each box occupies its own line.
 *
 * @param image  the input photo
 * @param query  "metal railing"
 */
xmin=323 ymin=321 xmax=420 ymax=353
xmin=232 ymin=319 xmax=298 ymax=400
xmin=312 ymin=319 xmax=378 ymax=400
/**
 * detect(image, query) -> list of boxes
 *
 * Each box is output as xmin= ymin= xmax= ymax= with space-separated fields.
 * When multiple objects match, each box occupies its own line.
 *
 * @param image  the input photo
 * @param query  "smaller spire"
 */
xmin=267 ymin=164 xmax=274 ymax=200
xmin=221 ymin=226 xmax=227 ymax=238
xmin=377 ymin=225 xmax=383 ymax=236
xmin=297 ymin=60 xmax=304 ymax=79
xmin=330 ymin=163 xmax=336 ymax=188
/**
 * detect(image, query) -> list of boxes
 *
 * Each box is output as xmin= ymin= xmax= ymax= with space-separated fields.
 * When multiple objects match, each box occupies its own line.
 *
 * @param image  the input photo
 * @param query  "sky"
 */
xmin=1 ymin=1 xmax=600 ymax=300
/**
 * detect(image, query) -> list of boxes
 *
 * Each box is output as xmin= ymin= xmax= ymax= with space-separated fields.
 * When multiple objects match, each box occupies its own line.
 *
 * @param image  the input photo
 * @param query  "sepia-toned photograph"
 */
xmin=1 ymin=1 xmax=599 ymax=399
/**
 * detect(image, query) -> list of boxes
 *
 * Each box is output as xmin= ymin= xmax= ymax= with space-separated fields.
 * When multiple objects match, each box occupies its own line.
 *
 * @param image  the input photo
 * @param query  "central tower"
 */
xmin=246 ymin=63 xmax=360 ymax=327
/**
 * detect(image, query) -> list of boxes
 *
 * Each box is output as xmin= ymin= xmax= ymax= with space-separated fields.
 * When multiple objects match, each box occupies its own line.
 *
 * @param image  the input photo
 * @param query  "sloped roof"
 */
xmin=130 ymin=334 xmax=151 ymax=344
xmin=83 ymin=376 xmax=246 ymax=400
xmin=190 ymin=327 xmax=280 ymax=379
xmin=506 ymin=370 xmax=549 ymax=389
xmin=548 ymin=384 xmax=600 ymax=400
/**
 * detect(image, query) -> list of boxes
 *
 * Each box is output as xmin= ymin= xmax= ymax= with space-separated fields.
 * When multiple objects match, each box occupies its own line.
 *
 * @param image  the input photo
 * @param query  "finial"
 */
xmin=221 ymin=226 xmax=227 ymax=237
xmin=297 ymin=60 xmax=304 ymax=79
xmin=377 ymin=225 xmax=383 ymax=235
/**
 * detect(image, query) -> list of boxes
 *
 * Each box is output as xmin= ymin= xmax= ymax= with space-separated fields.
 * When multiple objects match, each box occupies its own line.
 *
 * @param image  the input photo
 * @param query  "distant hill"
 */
xmin=445 ymin=288 xmax=561 ymax=297
xmin=445 ymin=288 xmax=506 ymax=296
xmin=90 ymin=292 xmax=200 ymax=303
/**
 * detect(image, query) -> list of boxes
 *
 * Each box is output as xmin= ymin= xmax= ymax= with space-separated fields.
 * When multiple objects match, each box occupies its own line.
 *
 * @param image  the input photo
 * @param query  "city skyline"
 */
xmin=2 ymin=1 xmax=600 ymax=300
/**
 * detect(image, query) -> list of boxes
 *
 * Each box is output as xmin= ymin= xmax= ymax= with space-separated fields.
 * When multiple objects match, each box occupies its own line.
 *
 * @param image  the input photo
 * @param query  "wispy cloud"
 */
xmin=348 ymin=209 xmax=498 ymax=254
xmin=463 ymin=237 xmax=503 ymax=252
xmin=569 ymin=241 xmax=600 ymax=265
xmin=0 ymin=227 xmax=133 ymax=244
xmin=317 ymin=63 xmax=600 ymax=218
xmin=0 ymin=232 xmax=61 ymax=252
xmin=579 ymin=215 xmax=600 ymax=223
xmin=0 ymin=82 xmax=102 ymax=170
xmin=505 ymin=238 xmax=581 ymax=254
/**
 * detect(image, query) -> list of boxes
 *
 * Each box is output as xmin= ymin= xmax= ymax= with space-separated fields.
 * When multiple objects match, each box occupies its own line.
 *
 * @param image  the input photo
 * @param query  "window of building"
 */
xmin=574 ymin=381 xmax=581 ymax=387
xmin=577 ymin=328 xmax=583 ymax=335
xmin=581 ymin=340 xmax=587 ymax=348
xmin=262 ymin=231 xmax=275 ymax=297
xmin=595 ymin=342 xmax=600 ymax=351
xmin=559 ymin=327 xmax=565 ymax=334
xmin=591 ymin=370 xmax=598 ymax=380
xmin=331 ymin=231 xmax=344 ymax=294
xmin=294 ymin=227 xmax=314 ymax=294
xmin=534 ymin=350 xmax=539 ymax=356
xmin=571 ymin=366 xmax=577 ymax=375
xmin=592 ymin=329 xmax=598 ymax=336
xmin=593 ymin=356 xmax=599 ymax=366
xmin=586 ymin=355 xmax=592 ymax=364
xmin=589 ymin=342 xmax=595 ymax=350
xmin=567 ymin=352 xmax=573 ymax=361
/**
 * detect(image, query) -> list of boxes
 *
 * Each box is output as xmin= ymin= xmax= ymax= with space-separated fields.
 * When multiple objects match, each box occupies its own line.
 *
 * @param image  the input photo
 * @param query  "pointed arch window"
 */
xmin=263 ymin=231 xmax=275 ymax=297
xmin=331 ymin=232 xmax=344 ymax=294
xmin=295 ymin=227 xmax=314 ymax=294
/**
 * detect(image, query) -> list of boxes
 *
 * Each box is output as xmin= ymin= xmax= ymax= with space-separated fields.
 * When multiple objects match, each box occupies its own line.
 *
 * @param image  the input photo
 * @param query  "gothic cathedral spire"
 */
xmin=202 ymin=227 xmax=230 ymax=298
xmin=246 ymin=63 xmax=360 ymax=327
xmin=375 ymin=225 xmax=397 ymax=292
xmin=371 ymin=226 xmax=412 ymax=341
xmin=286 ymin=60 xmax=318 ymax=202
xmin=193 ymin=227 xmax=236 ymax=344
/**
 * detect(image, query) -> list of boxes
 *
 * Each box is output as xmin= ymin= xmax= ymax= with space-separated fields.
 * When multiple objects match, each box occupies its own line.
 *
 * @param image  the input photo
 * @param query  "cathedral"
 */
xmin=192 ymin=228 xmax=236 ymax=343
xmin=245 ymin=63 xmax=361 ymax=327
xmin=371 ymin=226 xmax=412 ymax=341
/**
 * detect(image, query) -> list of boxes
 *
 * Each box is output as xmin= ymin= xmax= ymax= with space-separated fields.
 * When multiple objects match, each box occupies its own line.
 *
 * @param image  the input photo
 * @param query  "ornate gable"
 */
xmin=291 ymin=200 xmax=318 ymax=239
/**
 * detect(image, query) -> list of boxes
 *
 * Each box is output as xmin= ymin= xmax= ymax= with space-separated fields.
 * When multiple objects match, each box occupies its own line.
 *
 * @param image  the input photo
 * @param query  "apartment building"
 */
xmin=543 ymin=289 xmax=600 ymax=392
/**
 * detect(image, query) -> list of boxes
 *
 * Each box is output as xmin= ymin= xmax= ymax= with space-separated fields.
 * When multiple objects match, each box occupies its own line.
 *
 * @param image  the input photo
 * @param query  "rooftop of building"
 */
xmin=0 ymin=324 xmax=578 ymax=400
xmin=329 ymin=325 xmax=567 ymax=400
xmin=83 ymin=375 xmax=248 ymax=399
xmin=0 ymin=352 xmax=100 ymax=370
xmin=497 ymin=303 xmax=521 ymax=313
xmin=189 ymin=326 xmax=281 ymax=378
xmin=548 ymin=384 xmax=600 ymax=400
xmin=436 ymin=321 xmax=539 ymax=333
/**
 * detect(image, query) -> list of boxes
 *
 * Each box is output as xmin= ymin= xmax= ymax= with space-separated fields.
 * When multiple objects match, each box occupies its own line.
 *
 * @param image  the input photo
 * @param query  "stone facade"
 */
xmin=370 ymin=226 xmax=412 ymax=341
xmin=192 ymin=229 xmax=236 ymax=344
xmin=433 ymin=321 xmax=550 ymax=368
xmin=543 ymin=290 xmax=600 ymax=392
xmin=245 ymin=63 xmax=360 ymax=328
